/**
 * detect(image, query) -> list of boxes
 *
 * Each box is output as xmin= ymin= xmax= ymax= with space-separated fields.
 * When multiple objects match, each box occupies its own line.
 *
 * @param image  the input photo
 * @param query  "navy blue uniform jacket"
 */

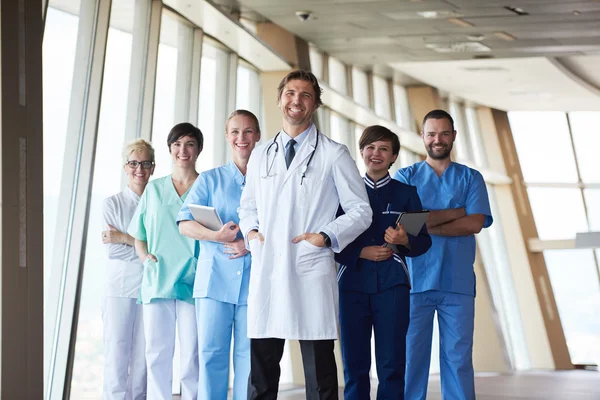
xmin=335 ymin=174 xmax=432 ymax=293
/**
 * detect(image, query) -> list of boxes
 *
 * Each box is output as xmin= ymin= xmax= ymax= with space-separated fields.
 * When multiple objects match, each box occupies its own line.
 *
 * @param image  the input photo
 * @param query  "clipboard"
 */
xmin=188 ymin=204 xmax=224 ymax=231
xmin=395 ymin=211 xmax=430 ymax=236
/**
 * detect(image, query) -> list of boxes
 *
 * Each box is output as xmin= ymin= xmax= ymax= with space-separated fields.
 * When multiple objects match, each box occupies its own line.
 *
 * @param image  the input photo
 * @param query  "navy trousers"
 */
xmin=339 ymin=284 xmax=410 ymax=400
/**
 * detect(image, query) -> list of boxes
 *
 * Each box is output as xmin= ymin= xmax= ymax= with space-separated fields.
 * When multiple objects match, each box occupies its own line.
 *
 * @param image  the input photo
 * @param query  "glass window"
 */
xmin=68 ymin=2 xmax=136 ymax=396
xmin=449 ymin=101 xmax=473 ymax=161
xmin=465 ymin=106 xmax=488 ymax=168
xmin=399 ymin=148 xmax=420 ymax=168
xmin=393 ymin=84 xmax=412 ymax=130
xmin=355 ymin=124 xmax=366 ymax=175
xmin=508 ymin=112 xmax=579 ymax=183
xmin=544 ymin=249 xmax=600 ymax=365
xmin=151 ymin=12 xmax=194 ymax=179
xmin=43 ymin=4 xmax=81 ymax=303
xmin=309 ymin=46 xmax=323 ymax=80
xmin=352 ymin=67 xmax=369 ymax=108
xmin=478 ymin=186 xmax=530 ymax=369
xmin=198 ymin=41 xmax=231 ymax=172
xmin=568 ymin=112 xmax=600 ymax=184
xmin=372 ymin=75 xmax=392 ymax=120
xmin=236 ymin=63 xmax=262 ymax=120
xmin=330 ymin=112 xmax=354 ymax=156
xmin=584 ymin=188 xmax=600 ymax=231
xmin=317 ymin=106 xmax=330 ymax=137
xmin=328 ymin=56 xmax=347 ymax=95
xmin=527 ymin=187 xmax=589 ymax=240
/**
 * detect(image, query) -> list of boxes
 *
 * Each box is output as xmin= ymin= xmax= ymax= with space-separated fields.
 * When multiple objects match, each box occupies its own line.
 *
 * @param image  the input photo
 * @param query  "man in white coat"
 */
xmin=239 ymin=70 xmax=372 ymax=399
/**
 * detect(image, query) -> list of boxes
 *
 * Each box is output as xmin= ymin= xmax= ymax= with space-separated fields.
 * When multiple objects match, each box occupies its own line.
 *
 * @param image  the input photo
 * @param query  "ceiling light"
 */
xmin=494 ymin=31 xmax=517 ymax=41
xmin=447 ymin=17 xmax=474 ymax=27
xmin=417 ymin=10 xmax=457 ymax=18
xmin=463 ymin=66 xmax=507 ymax=72
xmin=573 ymin=10 xmax=581 ymax=15
xmin=427 ymin=42 xmax=491 ymax=53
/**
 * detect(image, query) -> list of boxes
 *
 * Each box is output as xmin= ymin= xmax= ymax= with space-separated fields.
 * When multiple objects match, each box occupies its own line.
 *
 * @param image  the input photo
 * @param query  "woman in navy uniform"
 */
xmin=336 ymin=125 xmax=432 ymax=399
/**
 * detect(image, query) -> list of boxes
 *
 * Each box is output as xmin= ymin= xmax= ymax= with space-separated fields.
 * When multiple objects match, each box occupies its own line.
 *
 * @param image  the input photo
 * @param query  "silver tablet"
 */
xmin=188 ymin=204 xmax=224 ymax=231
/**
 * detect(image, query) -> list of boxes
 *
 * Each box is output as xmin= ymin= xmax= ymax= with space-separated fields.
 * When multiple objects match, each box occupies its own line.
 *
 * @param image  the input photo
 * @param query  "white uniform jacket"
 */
xmin=103 ymin=186 xmax=144 ymax=298
xmin=239 ymin=124 xmax=372 ymax=340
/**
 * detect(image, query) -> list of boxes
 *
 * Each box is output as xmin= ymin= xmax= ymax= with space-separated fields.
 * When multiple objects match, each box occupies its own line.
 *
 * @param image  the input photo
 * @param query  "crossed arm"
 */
xmin=427 ymin=208 xmax=486 ymax=236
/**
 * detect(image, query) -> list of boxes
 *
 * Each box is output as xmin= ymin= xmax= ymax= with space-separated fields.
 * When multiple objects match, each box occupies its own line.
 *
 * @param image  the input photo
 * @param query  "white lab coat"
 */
xmin=239 ymin=124 xmax=372 ymax=340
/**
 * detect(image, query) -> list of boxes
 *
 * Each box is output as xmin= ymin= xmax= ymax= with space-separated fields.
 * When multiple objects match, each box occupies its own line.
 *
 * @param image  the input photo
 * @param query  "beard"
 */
xmin=426 ymin=142 xmax=453 ymax=160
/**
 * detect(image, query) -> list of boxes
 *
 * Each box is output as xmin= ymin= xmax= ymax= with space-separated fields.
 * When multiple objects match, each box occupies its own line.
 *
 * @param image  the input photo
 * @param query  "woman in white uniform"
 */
xmin=101 ymin=139 xmax=155 ymax=400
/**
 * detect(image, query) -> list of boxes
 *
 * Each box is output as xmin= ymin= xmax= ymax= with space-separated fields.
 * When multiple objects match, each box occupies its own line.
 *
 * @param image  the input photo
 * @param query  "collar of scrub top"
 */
xmin=227 ymin=160 xmax=246 ymax=188
xmin=363 ymin=173 xmax=392 ymax=189
xmin=124 ymin=184 xmax=141 ymax=201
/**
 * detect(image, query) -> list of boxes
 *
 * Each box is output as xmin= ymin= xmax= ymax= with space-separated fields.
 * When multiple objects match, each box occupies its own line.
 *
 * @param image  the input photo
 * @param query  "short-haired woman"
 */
xmin=128 ymin=123 xmax=203 ymax=400
xmin=178 ymin=110 xmax=261 ymax=400
xmin=336 ymin=125 xmax=432 ymax=399
xmin=102 ymin=139 xmax=155 ymax=399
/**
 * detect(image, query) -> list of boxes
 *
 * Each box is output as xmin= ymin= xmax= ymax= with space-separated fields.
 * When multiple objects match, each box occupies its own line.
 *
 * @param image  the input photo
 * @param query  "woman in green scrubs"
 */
xmin=128 ymin=122 xmax=202 ymax=400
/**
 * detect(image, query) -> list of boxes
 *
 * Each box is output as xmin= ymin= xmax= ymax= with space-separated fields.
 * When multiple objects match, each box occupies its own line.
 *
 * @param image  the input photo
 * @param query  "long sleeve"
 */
xmin=323 ymin=146 xmax=372 ymax=253
xmin=333 ymin=206 xmax=363 ymax=267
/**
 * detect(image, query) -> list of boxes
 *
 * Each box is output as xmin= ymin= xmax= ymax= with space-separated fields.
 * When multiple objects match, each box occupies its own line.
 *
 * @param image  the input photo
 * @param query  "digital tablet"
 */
xmin=395 ymin=211 xmax=430 ymax=236
xmin=188 ymin=204 xmax=224 ymax=231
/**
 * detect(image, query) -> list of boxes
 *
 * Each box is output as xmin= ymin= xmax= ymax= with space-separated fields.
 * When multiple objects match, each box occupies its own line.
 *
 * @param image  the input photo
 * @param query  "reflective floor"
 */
xmin=277 ymin=370 xmax=600 ymax=400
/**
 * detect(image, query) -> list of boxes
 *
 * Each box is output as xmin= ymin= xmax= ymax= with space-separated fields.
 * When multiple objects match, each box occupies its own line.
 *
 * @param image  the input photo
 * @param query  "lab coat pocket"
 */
xmin=296 ymin=240 xmax=332 ymax=277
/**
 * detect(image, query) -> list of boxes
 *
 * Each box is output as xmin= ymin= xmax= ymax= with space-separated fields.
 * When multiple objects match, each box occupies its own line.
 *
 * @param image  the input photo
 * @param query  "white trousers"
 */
xmin=103 ymin=296 xmax=147 ymax=400
xmin=143 ymin=299 xmax=198 ymax=400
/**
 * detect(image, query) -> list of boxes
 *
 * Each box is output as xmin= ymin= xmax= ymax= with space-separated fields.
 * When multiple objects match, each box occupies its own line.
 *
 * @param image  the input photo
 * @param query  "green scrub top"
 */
xmin=128 ymin=175 xmax=197 ymax=304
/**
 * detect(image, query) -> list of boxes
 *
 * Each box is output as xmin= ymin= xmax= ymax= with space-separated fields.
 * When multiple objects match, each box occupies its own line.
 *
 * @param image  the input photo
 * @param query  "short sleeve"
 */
xmin=393 ymin=167 xmax=411 ymax=185
xmin=127 ymin=188 xmax=148 ymax=241
xmin=466 ymin=170 xmax=493 ymax=228
xmin=177 ymin=173 xmax=209 ymax=224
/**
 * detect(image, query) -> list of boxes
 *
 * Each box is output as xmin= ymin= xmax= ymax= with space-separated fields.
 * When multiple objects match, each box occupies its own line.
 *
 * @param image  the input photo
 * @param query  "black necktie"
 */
xmin=285 ymin=139 xmax=296 ymax=168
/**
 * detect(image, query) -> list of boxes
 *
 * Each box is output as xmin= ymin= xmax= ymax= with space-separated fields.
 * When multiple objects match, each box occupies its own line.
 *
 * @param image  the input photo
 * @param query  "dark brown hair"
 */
xmin=422 ymin=109 xmax=454 ymax=132
xmin=167 ymin=122 xmax=203 ymax=151
xmin=359 ymin=125 xmax=401 ymax=169
xmin=276 ymin=70 xmax=323 ymax=108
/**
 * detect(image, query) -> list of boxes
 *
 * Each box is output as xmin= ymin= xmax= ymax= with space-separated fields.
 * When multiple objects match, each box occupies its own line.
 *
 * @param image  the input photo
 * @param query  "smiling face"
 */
xmin=124 ymin=148 xmax=154 ymax=188
xmin=226 ymin=115 xmax=261 ymax=161
xmin=170 ymin=134 xmax=200 ymax=168
xmin=278 ymin=79 xmax=317 ymax=133
xmin=422 ymin=117 xmax=456 ymax=160
xmin=360 ymin=140 xmax=398 ymax=176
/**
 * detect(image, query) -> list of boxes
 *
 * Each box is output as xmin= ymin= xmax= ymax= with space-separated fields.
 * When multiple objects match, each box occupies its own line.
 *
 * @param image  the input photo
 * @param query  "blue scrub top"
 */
xmin=127 ymin=175 xmax=197 ymax=304
xmin=394 ymin=161 xmax=493 ymax=296
xmin=177 ymin=161 xmax=251 ymax=305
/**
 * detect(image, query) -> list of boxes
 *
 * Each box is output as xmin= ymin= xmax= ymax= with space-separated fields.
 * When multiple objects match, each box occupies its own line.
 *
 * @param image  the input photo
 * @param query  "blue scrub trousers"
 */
xmin=404 ymin=290 xmax=475 ymax=400
xmin=195 ymin=297 xmax=250 ymax=400
xmin=339 ymin=284 xmax=410 ymax=400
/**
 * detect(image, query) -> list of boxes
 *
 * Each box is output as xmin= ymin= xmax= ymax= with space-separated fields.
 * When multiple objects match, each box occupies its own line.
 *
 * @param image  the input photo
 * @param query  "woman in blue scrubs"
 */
xmin=177 ymin=110 xmax=261 ymax=400
xmin=336 ymin=125 xmax=431 ymax=400
xmin=128 ymin=123 xmax=202 ymax=400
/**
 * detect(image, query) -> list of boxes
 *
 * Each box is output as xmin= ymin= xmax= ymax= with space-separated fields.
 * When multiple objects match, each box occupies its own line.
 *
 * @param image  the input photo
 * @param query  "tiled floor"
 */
xmin=277 ymin=370 xmax=600 ymax=400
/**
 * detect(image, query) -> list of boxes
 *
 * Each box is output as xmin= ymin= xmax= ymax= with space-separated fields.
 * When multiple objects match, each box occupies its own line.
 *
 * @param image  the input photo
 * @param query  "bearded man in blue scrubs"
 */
xmin=394 ymin=109 xmax=493 ymax=400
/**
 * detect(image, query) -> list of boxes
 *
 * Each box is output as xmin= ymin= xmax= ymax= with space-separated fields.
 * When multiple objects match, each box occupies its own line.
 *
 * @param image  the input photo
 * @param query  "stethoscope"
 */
xmin=262 ymin=130 xmax=319 ymax=185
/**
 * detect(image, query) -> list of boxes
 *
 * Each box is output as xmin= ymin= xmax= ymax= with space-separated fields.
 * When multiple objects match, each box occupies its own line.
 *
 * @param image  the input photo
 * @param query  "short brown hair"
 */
xmin=423 ymin=109 xmax=454 ymax=131
xmin=167 ymin=122 xmax=203 ymax=151
xmin=225 ymin=109 xmax=261 ymax=133
xmin=276 ymin=70 xmax=323 ymax=108
xmin=359 ymin=125 xmax=401 ymax=169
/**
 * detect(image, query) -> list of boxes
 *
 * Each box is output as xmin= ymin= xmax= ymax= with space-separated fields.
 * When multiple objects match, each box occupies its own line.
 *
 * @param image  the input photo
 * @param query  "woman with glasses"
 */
xmin=128 ymin=123 xmax=202 ymax=400
xmin=102 ymin=139 xmax=155 ymax=400
xmin=177 ymin=110 xmax=261 ymax=400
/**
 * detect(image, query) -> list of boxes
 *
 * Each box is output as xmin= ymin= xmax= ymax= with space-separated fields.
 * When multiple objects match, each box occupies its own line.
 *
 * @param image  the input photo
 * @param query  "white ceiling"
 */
xmin=227 ymin=0 xmax=600 ymax=111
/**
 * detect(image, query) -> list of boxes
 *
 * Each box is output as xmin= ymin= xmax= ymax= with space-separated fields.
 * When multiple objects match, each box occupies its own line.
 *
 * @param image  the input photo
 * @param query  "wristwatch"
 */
xmin=319 ymin=231 xmax=332 ymax=248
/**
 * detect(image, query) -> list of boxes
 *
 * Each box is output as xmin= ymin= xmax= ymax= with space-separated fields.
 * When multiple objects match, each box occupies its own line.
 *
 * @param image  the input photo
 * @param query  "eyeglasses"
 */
xmin=126 ymin=160 xmax=155 ymax=169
